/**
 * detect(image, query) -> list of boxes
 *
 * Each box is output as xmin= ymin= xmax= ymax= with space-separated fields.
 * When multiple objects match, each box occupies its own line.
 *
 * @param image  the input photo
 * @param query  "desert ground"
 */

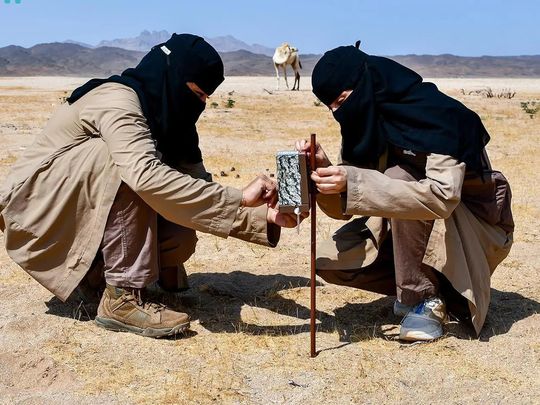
xmin=0 ymin=76 xmax=538 ymax=404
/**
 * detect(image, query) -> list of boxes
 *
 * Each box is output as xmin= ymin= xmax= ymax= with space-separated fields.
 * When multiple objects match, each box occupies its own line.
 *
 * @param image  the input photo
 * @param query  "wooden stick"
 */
xmin=310 ymin=133 xmax=317 ymax=358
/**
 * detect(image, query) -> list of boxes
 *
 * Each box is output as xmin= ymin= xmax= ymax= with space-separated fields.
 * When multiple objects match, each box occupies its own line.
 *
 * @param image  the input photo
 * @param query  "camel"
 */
xmin=272 ymin=43 xmax=302 ymax=91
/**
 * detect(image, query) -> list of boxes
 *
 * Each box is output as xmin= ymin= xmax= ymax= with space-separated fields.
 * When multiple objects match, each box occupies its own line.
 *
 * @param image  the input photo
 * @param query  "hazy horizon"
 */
xmin=2 ymin=31 xmax=540 ymax=58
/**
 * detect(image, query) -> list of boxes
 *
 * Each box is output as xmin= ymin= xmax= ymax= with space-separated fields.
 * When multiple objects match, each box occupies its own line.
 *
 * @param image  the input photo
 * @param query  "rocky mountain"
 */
xmin=204 ymin=35 xmax=274 ymax=56
xmin=0 ymin=43 xmax=145 ymax=76
xmin=0 ymin=42 xmax=539 ymax=77
xmin=92 ymin=30 xmax=275 ymax=56
xmin=63 ymin=40 xmax=95 ymax=48
xmin=96 ymin=30 xmax=171 ymax=52
xmin=391 ymin=54 xmax=540 ymax=78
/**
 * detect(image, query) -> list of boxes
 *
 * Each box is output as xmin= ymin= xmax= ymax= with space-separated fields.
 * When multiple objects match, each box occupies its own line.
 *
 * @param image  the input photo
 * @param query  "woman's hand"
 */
xmin=266 ymin=205 xmax=309 ymax=228
xmin=242 ymin=174 xmax=277 ymax=207
xmin=311 ymin=166 xmax=348 ymax=194
xmin=294 ymin=139 xmax=332 ymax=168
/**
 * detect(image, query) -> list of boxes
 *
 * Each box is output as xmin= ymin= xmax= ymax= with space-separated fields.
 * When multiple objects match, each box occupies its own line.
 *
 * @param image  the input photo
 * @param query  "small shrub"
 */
xmin=497 ymin=88 xmax=516 ymax=99
xmin=520 ymin=101 xmax=540 ymax=119
xmin=210 ymin=101 xmax=219 ymax=109
xmin=225 ymin=98 xmax=235 ymax=108
xmin=313 ymin=98 xmax=322 ymax=107
xmin=467 ymin=87 xmax=494 ymax=98
xmin=466 ymin=87 xmax=516 ymax=100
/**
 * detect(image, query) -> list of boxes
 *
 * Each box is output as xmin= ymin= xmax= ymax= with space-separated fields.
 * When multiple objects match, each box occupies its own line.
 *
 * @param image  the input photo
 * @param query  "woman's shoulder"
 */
xmin=77 ymin=82 xmax=143 ymax=118
xmin=84 ymin=82 xmax=139 ymax=104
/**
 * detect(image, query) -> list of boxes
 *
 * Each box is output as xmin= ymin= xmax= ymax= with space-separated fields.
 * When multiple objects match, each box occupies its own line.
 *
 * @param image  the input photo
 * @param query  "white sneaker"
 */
xmin=399 ymin=297 xmax=447 ymax=342
xmin=393 ymin=300 xmax=413 ymax=317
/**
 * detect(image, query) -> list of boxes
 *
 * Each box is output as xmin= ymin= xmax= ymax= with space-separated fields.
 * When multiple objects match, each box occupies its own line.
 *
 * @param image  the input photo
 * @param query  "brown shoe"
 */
xmin=95 ymin=284 xmax=190 ymax=338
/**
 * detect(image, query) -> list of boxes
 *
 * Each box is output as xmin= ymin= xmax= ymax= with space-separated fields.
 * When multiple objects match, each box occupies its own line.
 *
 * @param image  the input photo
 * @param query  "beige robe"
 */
xmin=0 ymin=83 xmax=278 ymax=301
xmin=316 ymin=153 xmax=513 ymax=334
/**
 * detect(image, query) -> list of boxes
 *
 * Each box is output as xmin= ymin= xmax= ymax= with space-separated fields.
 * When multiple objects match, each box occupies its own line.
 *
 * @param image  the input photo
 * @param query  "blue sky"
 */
xmin=0 ymin=0 xmax=538 ymax=55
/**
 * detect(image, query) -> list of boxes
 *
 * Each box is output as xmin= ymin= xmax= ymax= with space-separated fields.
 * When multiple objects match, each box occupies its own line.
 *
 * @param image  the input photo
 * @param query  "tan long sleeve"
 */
xmin=80 ymin=83 xmax=276 ymax=245
xmin=343 ymin=154 xmax=466 ymax=220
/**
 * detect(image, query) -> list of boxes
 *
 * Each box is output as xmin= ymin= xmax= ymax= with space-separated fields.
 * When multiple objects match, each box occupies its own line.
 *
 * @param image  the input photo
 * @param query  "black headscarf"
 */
xmin=67 ymin=33 xmax=224 ymax=165
xmin=312 ymin=46 xmax=490 ymax=171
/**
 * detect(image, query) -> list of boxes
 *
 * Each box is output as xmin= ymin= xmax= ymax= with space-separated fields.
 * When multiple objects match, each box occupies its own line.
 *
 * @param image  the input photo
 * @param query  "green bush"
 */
xmin=520 ymin=101 xmax=540 ymax=119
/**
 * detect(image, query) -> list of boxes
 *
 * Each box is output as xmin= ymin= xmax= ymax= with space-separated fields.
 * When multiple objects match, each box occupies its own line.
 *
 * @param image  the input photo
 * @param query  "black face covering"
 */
xmin=331 ymin=64 xmax=385 ymax=167
xmin=312 ymin=46 xmax=490 ymax=171
xmin=67 ymin=33 xmax=224 ymax=165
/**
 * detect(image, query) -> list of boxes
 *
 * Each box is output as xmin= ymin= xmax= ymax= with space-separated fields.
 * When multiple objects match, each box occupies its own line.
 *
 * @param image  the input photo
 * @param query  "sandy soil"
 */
xmin=0 ymin=76 xmax=539 ymax=404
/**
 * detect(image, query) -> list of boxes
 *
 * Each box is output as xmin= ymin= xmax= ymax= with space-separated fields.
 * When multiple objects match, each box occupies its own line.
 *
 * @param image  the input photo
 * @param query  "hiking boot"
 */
xmin=399 ymin=297 xmax=447 ymax=342
xmin=95 ymin=284 xmax=190 ymax=338
xmin=393 ymin=300 xmax=413 ymax=317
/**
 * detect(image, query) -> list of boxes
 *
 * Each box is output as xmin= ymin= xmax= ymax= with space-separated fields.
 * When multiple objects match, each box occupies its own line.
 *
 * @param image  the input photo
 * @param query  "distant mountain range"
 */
xmin=65 ymin=30 xmax=276 ymax=56
xmin=0 ymin=30 xmax=539 ymax=77
xmin=0 ymin=43 xmax=146 ymax=76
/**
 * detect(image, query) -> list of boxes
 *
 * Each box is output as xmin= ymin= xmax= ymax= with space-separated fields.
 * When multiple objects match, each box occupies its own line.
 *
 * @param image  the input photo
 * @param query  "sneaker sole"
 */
xmin=399 ymin=329 xmax=442 ymax=342
xmin=94 ymin=316 xmax=190 ymax=338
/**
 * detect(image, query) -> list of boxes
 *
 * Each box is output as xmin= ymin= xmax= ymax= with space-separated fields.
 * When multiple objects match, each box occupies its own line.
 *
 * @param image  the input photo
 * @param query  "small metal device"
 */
xmin=276 ymin=151 xmax=310 ymax=214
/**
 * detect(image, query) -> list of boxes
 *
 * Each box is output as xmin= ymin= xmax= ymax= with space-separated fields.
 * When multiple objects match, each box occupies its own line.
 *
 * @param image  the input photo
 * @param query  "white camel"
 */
xmin=272 ymin=43 xmax=302 ymax=91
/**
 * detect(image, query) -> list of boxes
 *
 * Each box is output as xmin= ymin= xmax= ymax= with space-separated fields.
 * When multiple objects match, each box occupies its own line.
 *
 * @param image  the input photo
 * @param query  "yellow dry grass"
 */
xmin=0 ymin=77 xmax=538 ymax=404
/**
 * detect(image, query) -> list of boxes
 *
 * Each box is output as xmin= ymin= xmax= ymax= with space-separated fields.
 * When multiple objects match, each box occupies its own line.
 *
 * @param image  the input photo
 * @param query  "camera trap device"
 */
xmin=276 ymin=134 xmax=319 ymax=358
xmin=276 ymin=151 xmax=310 ymax=215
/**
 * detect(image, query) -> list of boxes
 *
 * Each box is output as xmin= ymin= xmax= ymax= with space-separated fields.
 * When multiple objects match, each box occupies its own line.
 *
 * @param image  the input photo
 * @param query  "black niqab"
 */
xmin=67 ymin=33 xmax=224 ymax=165
xmin=312 ymin=46 xmax=490 ymax=171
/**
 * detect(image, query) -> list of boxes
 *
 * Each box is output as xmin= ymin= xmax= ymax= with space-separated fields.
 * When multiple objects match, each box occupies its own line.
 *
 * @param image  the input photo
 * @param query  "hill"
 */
xmin=0 ymin=43 xmax=539 ymax=77
xmin=94 ymin=30 xmax=275 ymax=56
xmin=0 ymin=43 xmax=145 ymax=76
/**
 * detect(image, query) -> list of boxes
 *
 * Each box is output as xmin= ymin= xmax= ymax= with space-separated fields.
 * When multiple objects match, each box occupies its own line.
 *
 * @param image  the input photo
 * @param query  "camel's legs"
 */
xmin=274 ymin=63 xmax=281 ymax=90
xmin=292 ymin=68 xmax=300 ymax=91
xmin=282 ymin=65 xmax=290 ymax=90
xmin=291 ymin=56 xmax=301 ymax=90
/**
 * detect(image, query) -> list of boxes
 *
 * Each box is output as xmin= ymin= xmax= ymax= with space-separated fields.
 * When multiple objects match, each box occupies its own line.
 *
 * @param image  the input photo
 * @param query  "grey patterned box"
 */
xmin=276 ymin=151 xmax=310 ymax=213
